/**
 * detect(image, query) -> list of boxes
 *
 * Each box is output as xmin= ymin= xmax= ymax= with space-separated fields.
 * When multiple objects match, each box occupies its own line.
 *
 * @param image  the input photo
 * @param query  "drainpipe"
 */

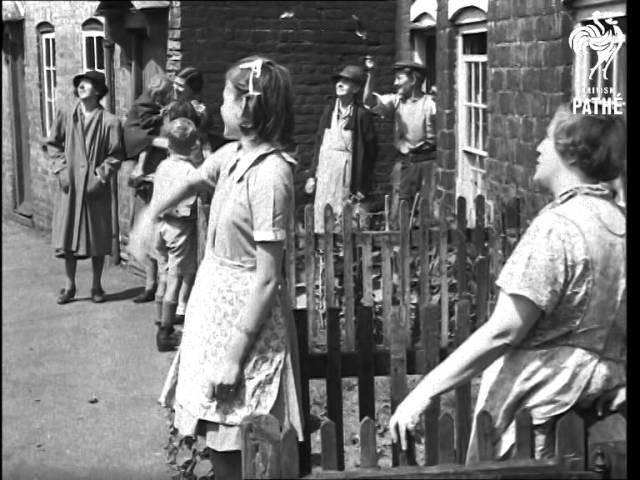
xmin=103 ymin=15 xmax=121 ymax=266
xmin=396 ymin=0 xmax=412 ymax=60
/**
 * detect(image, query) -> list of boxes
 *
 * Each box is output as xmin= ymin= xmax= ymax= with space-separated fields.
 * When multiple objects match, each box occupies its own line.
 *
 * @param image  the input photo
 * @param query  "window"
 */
xmin=410 ymin=0 xmax=437 ymax=92
xmin=81 ymin=18 xmax=105 ymax=74
xmin=37 ymin=22 xmax=56 ymax=136
xmin=411 ymin=28 xmax=436 ymax=92
xmin=456 ymin=28 xmax=489 ymax=225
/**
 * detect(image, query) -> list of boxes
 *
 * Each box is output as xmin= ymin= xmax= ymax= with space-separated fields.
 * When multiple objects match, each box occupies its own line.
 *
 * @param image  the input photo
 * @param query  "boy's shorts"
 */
xmin=154 ymin=216 xmax=197 ymax=275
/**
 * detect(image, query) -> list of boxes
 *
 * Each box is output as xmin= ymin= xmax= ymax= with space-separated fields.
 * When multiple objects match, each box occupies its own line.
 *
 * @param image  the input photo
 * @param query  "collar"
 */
xmin=334 ymin=99 xmax=354 ymax=120
xmin=226 ymin=141 xmax=297 ymax=182
xmin=72 ymin=100 xmax=103 ymax=121
xmin=549 ymin=184 xmax=614 ymax=209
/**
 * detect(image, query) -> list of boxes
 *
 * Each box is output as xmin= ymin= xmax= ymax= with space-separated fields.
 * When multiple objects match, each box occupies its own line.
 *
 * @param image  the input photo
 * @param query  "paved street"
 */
xmin=2 ymin=219 xmax=176 ymax=480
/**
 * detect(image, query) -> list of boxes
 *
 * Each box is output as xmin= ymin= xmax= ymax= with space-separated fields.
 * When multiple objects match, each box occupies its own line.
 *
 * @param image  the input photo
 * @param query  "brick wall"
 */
xmin=434 ymin=0 xmax=458 ymax=217
xmin=178 ymin=0 xmax=397 ymax=213
xmin=435 ymin=0 xmax=575 ymax=225
xmin=486 ymin=0 xmax=574 ymax=223
xmin=1 ymin=1 xmax=132 ymax=234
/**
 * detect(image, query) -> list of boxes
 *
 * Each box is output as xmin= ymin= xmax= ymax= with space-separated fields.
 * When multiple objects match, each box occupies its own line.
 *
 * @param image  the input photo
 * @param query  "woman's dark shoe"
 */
xmin=156 ymin=326 xmax=182 ymax=352
xmin=174 ymin=313 xmax=185 ymax=325
xmin=91 ymin=288 xmax=106 ymax=303
xmin=133 ymin=287 xmax=157 ymax=303
xmin=57 ymin=287 xmax=76 ymax=305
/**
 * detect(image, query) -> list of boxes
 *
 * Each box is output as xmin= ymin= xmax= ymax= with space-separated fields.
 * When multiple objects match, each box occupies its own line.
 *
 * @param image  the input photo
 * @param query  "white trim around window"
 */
xmin=81 ymin=29 xmax=105 ymax=74
xmin=455 ymin=23 xmax=491 ymax=226
xmin=40 ymin=31 xmax=56 ymax=136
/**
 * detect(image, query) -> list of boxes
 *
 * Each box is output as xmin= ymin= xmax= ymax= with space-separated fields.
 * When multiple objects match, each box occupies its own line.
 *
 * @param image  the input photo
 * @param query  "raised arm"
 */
xmin=389 ymin=291 xmax=541 ymax=450
xmin=362 ymin=64 xmax=377 ymax=109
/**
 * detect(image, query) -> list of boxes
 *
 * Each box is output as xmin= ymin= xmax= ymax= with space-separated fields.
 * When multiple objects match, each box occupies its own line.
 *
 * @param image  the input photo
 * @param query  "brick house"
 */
xmin=2 ymin=0 xmax=626 ymax=251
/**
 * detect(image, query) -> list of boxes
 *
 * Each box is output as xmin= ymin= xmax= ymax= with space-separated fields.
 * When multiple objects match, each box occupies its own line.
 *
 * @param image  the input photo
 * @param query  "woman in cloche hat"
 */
xmin=45 ymin=70 xmax=125 ymax=304
xmin=304 ymin=64 xmax=379 ymax=233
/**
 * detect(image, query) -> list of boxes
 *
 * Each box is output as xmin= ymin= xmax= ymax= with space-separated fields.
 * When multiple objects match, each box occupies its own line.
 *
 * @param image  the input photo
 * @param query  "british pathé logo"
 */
xmin=569 ymin=11 xmax=625 ymax=115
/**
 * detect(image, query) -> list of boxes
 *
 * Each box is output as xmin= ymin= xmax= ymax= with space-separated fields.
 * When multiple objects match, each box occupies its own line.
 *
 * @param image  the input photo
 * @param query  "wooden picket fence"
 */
xmin=236 ymin=193 xmax=624 ymax=479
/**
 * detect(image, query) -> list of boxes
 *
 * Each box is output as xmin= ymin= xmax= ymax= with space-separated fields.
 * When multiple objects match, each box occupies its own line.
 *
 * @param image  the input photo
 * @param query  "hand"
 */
xmin=364 ymin=55 xmax=375 ymax=70
xmin=205 ymin=361 xmax=242 ymax=403
xmin=595 ymin=386 xmax=626 ymax=418
xmin=389 ymin=394 xmax=433 ymax=451
xmin=304 ymin=177 xmax=316 ymax=194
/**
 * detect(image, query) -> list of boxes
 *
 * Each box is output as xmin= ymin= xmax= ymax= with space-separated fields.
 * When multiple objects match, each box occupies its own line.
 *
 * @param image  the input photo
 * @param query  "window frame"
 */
xmin=455 ymin=23 xmax=490 ymax=226
xmin=81 ymin=18 xmax=105 ymax=74
xmin=37 ymin=23 xmax=56 ymax=137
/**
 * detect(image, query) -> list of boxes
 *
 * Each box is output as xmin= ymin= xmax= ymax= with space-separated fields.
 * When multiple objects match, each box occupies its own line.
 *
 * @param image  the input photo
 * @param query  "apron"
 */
xmin=313 ymin=106 xmax=354 ymax=233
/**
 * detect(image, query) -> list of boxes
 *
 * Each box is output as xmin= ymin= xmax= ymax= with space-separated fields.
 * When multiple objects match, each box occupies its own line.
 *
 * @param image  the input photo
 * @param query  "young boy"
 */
xmin=150 ymin=118 xmax=199 ymax=351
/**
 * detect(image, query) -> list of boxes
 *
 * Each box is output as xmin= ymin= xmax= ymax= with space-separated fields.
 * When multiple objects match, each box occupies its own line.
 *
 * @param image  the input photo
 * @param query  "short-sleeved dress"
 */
xmin=158 ymin=141 xmax=303 ymax=450
xmin=466 ymin=185 xmax=626 ymax=463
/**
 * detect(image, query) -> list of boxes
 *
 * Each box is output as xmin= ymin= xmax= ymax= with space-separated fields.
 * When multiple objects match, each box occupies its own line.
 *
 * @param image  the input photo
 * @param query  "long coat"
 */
xmin=46 ymin=102 xmax=124 ymax=258
xmin=308 ymin=98 xmax=378 ymax=197
xmin=123 ymin=91 xmax=164 ymax=160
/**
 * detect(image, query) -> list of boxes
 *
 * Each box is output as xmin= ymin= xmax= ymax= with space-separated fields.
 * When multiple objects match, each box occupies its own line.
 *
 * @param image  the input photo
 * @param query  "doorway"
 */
xmin=4 ymin=20 xmax=33 ymax=219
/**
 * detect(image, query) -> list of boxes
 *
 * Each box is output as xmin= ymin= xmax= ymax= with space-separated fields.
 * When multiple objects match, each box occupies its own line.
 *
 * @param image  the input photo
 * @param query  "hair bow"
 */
xmin=238 ymin=58 xmax=263 ymax=96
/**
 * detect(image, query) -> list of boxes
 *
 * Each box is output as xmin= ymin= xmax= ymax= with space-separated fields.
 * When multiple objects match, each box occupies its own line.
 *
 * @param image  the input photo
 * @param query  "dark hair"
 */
xmin=176 ymin=67 xmax=203 ymax=94
xmin=226 ymin=56 xmax=295 ymax=150
xmin=166 ymin=100 xmax=200 ymax=128
xmin=552 ymin=104 xmax=626 ymax=182
xmin=166 ymin=118 xmax=197 ymax=155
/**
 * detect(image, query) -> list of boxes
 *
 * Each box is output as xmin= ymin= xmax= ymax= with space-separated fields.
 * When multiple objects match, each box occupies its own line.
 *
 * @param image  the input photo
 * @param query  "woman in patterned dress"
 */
xmin=390 ymin=104 xmax=626 ymax=461
xmin=144 ymin=56 xmax=303 ymax=479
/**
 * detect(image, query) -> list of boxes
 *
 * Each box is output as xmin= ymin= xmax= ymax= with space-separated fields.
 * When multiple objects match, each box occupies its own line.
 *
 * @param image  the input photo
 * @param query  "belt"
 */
xmin=399 ymin=151 xmax=437 ymax=163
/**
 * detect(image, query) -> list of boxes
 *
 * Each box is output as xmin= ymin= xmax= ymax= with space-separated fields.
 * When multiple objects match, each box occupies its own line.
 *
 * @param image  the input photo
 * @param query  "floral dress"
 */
xmin=158 ymin=141 xmax=303 ymax=451
xmin=466 ymin=186 xmax=626 ymax=463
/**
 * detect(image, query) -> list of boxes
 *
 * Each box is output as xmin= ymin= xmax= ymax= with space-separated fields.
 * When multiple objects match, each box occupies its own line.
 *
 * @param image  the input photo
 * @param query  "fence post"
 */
xmin=381 ymin=233 xmax=393 ymax=349
xmin=422 ymin=305 xmax=441 ymax=466
xmin=304 ymin=205 xmax=318 ymax=343
xmin=474 ymin=195 xmax=489 ymax=327
xmin=241 ymin=414 xmax=282 ymax=479
xmin=343 ymin=202 xmax=355 ymax=351
xmin=399 ymin=199 xmax=411 ymax=347
xmin=454 ymin=299 xmax=472 ymax=464
xmin=439 ymin=413 xmax=456 ymax=464
xmin=390 ymin=293 xmax=415 ymax=465
xmin=456 ymin=196 xmax=467 ymax=296
xmin=324 ymin=204 xmax=336 ymax=311
xmin=475 ymin=410 xmax=494 ymax=462
xmin=513 ymin=409 xmax=534 ymax=460
xmin=280 ymin=422 xmax=300 ymax=479
xmin=555 ymin=411 xmax=587 ymax=471
xmin=361 ymin=234 xmax=374 ymax=307
xmin=294 ymin=309 xmax=311 ymax=476
xmin=357 ymin=306 xmax=376 ymax=421
xmin=320 ymin=419 xmax=339 ymax=471
xmin=360 ymin=417 xmax=378 ymax=468
xmin=326 ymin=307 xmax=344 ymax=471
